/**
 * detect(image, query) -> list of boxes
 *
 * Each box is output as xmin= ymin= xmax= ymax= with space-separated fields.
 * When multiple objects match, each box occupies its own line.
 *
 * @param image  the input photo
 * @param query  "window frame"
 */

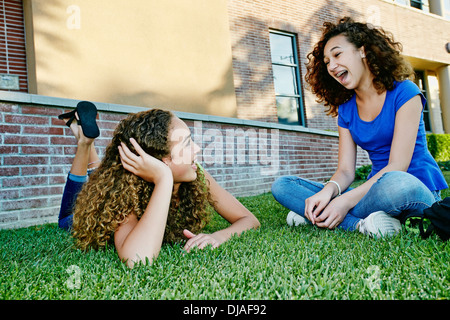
xmin=394 ymin=0 xmax=430 ymax=12
xmin=269 ymin=29 xmax=305 ymax=126
xmin=414 ymin=70 xmax=432 ymax=132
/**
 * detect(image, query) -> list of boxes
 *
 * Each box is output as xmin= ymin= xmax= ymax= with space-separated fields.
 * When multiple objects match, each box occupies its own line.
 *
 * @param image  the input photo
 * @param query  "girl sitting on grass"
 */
xmin=57 ymin=103 xmax=260 ymax=267
xmin=271 ymin=17 xmax=447 ymax=237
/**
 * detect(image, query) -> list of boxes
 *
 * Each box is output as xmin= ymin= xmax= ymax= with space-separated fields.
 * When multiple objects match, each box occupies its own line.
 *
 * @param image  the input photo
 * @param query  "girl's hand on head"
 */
xmin=118 ymin=138 xmax=172 ymax=184
xmin=183 ymin=229 xmax=222 ymax=253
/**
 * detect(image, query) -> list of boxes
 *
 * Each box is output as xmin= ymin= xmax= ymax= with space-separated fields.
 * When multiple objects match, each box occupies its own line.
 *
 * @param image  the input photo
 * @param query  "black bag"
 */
xmin=419 ymin=197 xmax=450 ymax=241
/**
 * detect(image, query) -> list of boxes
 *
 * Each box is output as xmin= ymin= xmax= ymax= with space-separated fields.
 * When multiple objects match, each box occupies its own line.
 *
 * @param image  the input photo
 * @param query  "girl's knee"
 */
xmin=378 ymin=171 xmax=422 ymax=189
xmin=376 ymin=171 xmax=434 ymax=203
xmin=271 ymin=176 xmax=290 ymax=198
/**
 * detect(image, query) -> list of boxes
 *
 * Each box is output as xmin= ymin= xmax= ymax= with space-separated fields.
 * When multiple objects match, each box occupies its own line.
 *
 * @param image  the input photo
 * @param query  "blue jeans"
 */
xmin=271 ymin=171 xmax=441 ymax=231
xmin=58 ymin=173 xmax=88 ymax=231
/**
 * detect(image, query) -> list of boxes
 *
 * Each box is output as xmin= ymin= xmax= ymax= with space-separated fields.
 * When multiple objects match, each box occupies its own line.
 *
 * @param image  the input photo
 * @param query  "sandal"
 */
xmin=58 ymin=101 xmax=100 ymax=138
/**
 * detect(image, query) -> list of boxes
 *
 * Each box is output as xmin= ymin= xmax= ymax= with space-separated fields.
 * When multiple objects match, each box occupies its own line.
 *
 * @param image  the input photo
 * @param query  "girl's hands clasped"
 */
xmin=304 ymin=190 xmax=332 ymax=224
xmin=118 ymin=138 xmax=172 ymax=184
xmin=313 ymin=195 xmax=351 ymax=229
xmin=304 ymin=189 xmax=350 ymax=229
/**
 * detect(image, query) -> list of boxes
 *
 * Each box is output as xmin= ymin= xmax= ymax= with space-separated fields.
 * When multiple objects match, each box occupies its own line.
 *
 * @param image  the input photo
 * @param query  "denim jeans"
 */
xmin=58 ymin=173 xmax=87 ymax=231
xmin=271 ymin=171 xmax=441 ymax=231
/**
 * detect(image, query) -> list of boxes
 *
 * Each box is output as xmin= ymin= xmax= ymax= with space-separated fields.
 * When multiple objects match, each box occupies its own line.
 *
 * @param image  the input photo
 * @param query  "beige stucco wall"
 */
xmin=24 ymin=0 xmax=237 ymax=117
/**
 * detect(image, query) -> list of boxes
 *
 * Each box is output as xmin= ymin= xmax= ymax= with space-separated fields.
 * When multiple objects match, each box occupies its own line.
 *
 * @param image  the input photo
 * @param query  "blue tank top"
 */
xmin=338 ymin=80 xmax=448 ymax=192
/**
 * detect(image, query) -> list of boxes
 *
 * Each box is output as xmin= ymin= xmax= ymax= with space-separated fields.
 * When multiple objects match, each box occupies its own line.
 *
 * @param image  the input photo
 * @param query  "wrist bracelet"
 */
xmin=88 ymin=160 xmax=101 ymax=166
xmin=87 ymin=167 xmax=98 ymax=174
xmin=325 ymin=180 xmax=341 ymax=197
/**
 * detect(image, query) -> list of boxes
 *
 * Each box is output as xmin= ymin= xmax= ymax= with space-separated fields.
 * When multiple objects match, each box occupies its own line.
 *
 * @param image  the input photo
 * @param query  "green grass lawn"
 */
xmin=1 ymin=173 xmax=449 ymax=300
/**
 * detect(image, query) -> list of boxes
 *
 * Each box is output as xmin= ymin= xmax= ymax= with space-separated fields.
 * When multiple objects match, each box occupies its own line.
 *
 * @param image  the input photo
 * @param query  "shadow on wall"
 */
xmin=26 ymin=0 xmax=75 ymax=96
xmin=30 ymin=0 xmax=238 ymax=118
xmin=101 ymin=61 xmax=238 ymax=118
xmin=32 ymin=0 xmax=364 ymax=122
xmin=230 ymin=15 xmax=278 ymax=122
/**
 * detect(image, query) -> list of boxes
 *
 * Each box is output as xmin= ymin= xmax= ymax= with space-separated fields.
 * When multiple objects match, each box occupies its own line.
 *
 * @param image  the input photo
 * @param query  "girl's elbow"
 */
xmin=240 ymin=213 xmax=260 ymax=230
xmin=123 ymin=254 xmax=156 ymax=268
xmin=251 ymin=215 xmax=261 ymax=229
xmin=118 ymin=247 xmax=158 ymax=268
xmin=337 ymin=167 xmax=355 ymax=181
xmin=388 ymin=161 xmax=410 ymax=173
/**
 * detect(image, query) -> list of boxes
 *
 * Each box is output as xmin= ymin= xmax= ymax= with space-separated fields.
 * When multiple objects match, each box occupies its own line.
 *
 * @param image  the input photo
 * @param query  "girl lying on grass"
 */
xmin=272 ymin=17 xmax=447 ymax=237
xmin=57 ymin=103 xmax=260 ymax=267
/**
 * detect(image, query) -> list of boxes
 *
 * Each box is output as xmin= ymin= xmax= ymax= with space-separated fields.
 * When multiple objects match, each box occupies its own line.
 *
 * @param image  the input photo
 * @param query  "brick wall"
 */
xmin=0 ymin=0 xmax=27 ymax=92
xmin=0 ymin=96 xmax=370 ymax=229
xmin=0 ymin=100 xmax=119 ymax=228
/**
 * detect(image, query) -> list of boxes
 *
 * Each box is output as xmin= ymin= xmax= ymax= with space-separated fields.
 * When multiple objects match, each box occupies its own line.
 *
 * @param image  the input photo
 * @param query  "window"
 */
xmin=269 ymin=31 xmax=305 ymax=126
xmin=414 ymin=70 xmax=431 ymax=131
xmin=444 ymin=0 xmax=450 ymax=19
xmin=410 ymin=0 xmax=430 ymax=12
xmin=0 ymin=0 xmax=28 ymax=92
xmin=394 ymin=0 xmax=430 ymax=12
xmin=395 ymin=0 xmax=410 ymax=5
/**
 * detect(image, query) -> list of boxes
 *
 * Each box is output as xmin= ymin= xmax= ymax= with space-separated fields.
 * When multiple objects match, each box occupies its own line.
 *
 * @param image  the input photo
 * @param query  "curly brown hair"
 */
xmin=305 ymin=17 xmax=414 ymax=117
xmin=71 ymin=109 xmax=213 ymax=250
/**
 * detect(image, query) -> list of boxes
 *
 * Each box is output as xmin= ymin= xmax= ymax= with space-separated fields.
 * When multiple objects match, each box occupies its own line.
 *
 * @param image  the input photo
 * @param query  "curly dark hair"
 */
xmin=305 ymin=17 xmax=415 ymax=117
xmin=71 ymin=109 xmax=213 ymax=250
